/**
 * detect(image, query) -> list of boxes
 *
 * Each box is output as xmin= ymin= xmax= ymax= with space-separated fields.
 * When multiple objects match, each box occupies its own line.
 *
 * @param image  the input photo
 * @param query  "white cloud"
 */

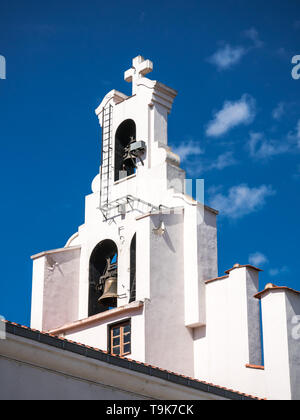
xmin=172 ymin=140 xmax=204 ymax=163
xmin=269 ymin=266 xmax=289 ymax=277
xmin=207 ymin=44 xmax=246 ymax=70
xmin=286 ymin=119 xmax=300 ymax=148
xmin=208 ymin=151 xmax=237 ymax=170
xmin=209 ymin=183 xmax=275 ymax=219
xmin=248 ymin=131 xmax=290 ymax=160
xmin=249 ymin=252 xmax=268 ymax=267
xmin=207 ymin=184 xmax=223 ymax=197
xmin=243 ymin=27 xmax=264 ymax=48
xmin=206 ymin=94 xmax=256 ymax=137
xmin=186 ymin=151 xmax=238 ymax=177
xmin=208 ymin=28 xmax=263 ymax=71
xmin=272 ymin=102 xmax=285 ymax=120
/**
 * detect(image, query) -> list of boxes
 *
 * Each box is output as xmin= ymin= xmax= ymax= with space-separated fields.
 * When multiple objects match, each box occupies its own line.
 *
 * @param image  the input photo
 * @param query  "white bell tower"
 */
xmin=30 ymin=55 xmax=219 ymax=378
xmin=92 ymin=54 xmax=186 ymax=222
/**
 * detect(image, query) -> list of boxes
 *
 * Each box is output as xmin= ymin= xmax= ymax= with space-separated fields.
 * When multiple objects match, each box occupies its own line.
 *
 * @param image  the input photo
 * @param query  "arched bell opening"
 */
xmin=114 ymin=119 xmax=136 ymax=181
xmin=88 ymin=239 xmax=118 ymax=316
xmin=129 ymin=233 xmax=136 ymax=303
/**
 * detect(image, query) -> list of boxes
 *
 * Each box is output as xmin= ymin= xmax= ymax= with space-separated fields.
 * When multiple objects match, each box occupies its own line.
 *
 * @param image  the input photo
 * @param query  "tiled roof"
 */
xmin=205 ymin=264 xmax=263 ymax=285
xmin=2 ymin=320 xmax=265 ymax=400
xmin=205 ymin=275 xmax=229 ymax=284
xmin=224 ymin=264 xmax=263 ymax=274
xmin=254 ymin=285 xmax=300 ymax=300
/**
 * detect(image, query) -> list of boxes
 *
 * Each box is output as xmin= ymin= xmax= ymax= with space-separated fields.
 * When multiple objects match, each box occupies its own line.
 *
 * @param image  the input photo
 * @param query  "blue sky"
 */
xmin=0 ymin=0 xmax=299 ymax=326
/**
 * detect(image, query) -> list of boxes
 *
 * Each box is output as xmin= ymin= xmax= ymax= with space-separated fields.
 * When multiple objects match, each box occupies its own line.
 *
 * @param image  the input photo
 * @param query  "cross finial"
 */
xmin=124 ymin=55 xmax=153 ymax=95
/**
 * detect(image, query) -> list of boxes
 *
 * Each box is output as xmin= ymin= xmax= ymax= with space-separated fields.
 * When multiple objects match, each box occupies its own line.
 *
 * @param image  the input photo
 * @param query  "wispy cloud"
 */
xmin=209 ymin=183 xmax=275 ymax=219
xmin=247 ymin=131 xmax=290 ymax=160
xmin=172 ymin=140 xmax=204 ymax=163
xmin=249 ymin=252 xmax=268 ymax=266
xmin=248 ymin=252 xmax=289 ymax=276
xmin=207 ymin=151 xmax=237 ymax=170
xmin=207 ymin=44 xmax=246 ymax=70
xmin=243 ymin=27 xmax=264 ymax=48
xmin=268 ymin=266 xmax=289 ymax=277
xmin=272 ymin=102 xmax=285 ymax=120
xmin=206 ymin=94 xmax=256 ymax=137
xmin=287 ymin=119 xmax=300 ymax=148
xmin=207 ymin=27 xmax=264 ymax=71
xmin=172 ymin=142 xmax=237 ymax=177
xmin=190 ymin=151 xmax=238 ymax=176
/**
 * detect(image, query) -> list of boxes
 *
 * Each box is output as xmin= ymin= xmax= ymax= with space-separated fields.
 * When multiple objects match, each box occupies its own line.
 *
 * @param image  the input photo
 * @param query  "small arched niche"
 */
xmin=114 ymin=119 xmax=136 ymax=181
xmin=129 ymin=233 xmax=136 ymax=303
xmin=88 ymin=239 xmax=118 ymax=316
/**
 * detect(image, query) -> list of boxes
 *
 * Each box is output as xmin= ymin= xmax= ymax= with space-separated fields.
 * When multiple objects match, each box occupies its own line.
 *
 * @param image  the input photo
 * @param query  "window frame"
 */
xmin=108 ymin=319 xmax=131 ymax=357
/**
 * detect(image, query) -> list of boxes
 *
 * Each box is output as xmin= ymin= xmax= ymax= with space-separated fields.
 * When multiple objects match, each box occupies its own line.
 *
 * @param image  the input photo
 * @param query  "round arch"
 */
xmin=88 ymin=239 xmax=118 ymax=316
xmin=114 ymin=119 xmax=136 ymax=181
xmin=129 ymin=233 xmax=136 ymax=303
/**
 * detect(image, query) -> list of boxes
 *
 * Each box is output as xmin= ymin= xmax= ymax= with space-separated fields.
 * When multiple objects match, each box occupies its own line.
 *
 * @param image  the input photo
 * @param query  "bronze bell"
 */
xmin=122 ymin=137 xmax=137 ymax=169
xmin=98 ymin=275 xmax=118 ymax=304
xmin=122 ymin=150 xmax=136 ymax=169
xmin=97 ymin=257 xmax=118 ymax=305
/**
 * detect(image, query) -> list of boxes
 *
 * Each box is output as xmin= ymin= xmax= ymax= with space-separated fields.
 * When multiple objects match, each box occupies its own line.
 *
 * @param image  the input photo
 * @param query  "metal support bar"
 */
xmin=98 ymin=194 xmax=169 ymax=221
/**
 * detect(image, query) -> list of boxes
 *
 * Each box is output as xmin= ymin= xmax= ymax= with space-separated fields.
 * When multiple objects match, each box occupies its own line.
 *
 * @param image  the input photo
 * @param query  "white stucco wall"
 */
xmin=194 ymin=266 xmax=266 ymax=399
xmin=260 ymin=289 xmax=300 ymax=400
xmin=30 ymin=256 xmax=46 ymax=331
xmin=145 ymin=212 xmax=194 ymax=377
xmin=64 ymin=306 xmax=145 ymax=363
xmin=0 ymin=356 xmax=145 ymax=400
xmin=31 ymin=247 xmax=81 ymax=332
xmin=285 ymin=292 xmax=300 ymax=400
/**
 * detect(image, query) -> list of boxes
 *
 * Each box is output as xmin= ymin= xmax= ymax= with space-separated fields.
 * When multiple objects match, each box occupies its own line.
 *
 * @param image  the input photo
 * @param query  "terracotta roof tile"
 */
xmin=205 ymin=275 xmax=229 ymax=284
xmin=225 ymin=264 xmax=263 ymax=274
xmin=254 ymin=284 xmax=300 ymax=300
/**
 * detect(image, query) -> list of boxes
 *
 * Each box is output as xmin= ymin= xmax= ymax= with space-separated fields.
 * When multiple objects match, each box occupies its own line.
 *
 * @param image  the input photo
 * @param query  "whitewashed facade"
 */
xmin=29 ymin=56 xmax=300 ymax=400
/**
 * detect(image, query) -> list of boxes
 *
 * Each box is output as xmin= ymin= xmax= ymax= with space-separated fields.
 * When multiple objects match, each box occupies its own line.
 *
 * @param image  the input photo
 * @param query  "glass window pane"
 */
xmin=113 ymin=327 xmax=120 ymax=336
xmin=123 ymin=324 xmax=130 ymax=333
xmin=123 ymin=333 xmax=131 ymax=344
xmin=113 ymin=347 xmax=120 ymax=355
xmin=113 ymin=337 xmax=120 ymax=346
xmin=123 ymin=343 xmax=131 ymax=354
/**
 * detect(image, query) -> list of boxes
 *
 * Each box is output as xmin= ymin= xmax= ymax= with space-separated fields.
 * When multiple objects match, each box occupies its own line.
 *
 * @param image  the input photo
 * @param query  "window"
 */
xmin=109 ymin=321 xmax=131 ymax=356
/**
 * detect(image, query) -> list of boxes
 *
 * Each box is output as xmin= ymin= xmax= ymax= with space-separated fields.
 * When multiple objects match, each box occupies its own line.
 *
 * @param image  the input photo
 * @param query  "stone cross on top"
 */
xmin=124 ymin=55 xmax=153 ymax=95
